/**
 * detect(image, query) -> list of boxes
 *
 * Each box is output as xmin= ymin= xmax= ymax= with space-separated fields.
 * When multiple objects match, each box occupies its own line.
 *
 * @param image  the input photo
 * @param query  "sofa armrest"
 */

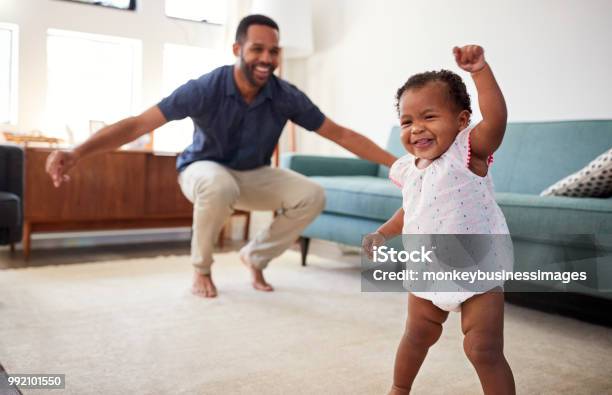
xmin=0 ymin=144 xmax=24 ymax=200
xmin=281 ymin=153 xmax=380 ymax=177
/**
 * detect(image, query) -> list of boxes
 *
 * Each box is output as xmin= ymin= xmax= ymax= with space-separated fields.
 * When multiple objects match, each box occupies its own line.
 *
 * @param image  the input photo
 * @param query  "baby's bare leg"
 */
xmin=461 ymin=291 xmax=515 ymax=395
xmin=390 ymin=294 xmax=449 ymax=394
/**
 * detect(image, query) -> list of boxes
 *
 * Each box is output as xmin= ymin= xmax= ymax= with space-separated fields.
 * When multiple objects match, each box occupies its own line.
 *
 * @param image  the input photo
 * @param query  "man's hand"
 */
xmin=316 ymin=117 xmax=397 ymax=168
xmin=46 ymin=150 xmax=78 ymax=187
xmin=453 ymin=45 xmax=486 ymax=73
xmin=362 ymin=231 xmax=386 ymax=261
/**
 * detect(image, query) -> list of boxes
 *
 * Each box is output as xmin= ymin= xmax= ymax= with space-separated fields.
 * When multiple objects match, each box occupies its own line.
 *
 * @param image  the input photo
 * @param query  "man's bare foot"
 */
xmin=191 ymin=271 xmax=218 ymax=298
xmin=240 ymin=254 xmax=274 ymax=292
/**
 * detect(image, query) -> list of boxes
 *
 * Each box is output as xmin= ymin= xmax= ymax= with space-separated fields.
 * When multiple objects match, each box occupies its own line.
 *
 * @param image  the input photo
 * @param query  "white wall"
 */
xmin=289 ymin=0 xmax=612 ymax=156
xmin=3 ymin=0 xmax=611 ymax=153
xmin=0 ymin=0 xmax=237 ymax=132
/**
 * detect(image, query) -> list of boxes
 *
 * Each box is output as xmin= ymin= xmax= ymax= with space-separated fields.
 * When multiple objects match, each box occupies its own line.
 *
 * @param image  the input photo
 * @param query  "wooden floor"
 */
xmin=0 ymin=237 xmax=356 ymax=270
xmin=0 ymin=239 xmax=193 ymax=270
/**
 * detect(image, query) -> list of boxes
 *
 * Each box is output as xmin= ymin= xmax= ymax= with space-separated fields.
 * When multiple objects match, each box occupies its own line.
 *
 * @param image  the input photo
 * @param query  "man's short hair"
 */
xmin=235 ymin=14 xmax=279 ymax=43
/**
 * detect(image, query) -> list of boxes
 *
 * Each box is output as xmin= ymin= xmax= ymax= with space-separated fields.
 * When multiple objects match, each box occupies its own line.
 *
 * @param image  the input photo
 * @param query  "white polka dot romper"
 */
xmin=389 ymin=124 xmax=514 ymax=312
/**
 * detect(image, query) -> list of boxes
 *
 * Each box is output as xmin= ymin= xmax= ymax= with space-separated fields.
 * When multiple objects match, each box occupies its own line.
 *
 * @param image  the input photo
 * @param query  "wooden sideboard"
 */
xmin=23 ymin=148 xmax=194 ymax=259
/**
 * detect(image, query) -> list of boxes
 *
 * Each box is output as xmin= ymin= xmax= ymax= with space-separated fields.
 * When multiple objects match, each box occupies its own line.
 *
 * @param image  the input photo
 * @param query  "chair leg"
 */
xmin=10 ymin=243 xmax=15 ymax=253
xmin=218 ymin=226 xmax=225 ymax=248
xmin=243 ymin=212 xmax=250 ymax=241
xmin=299 ymin=237 xmax=310 ymax=266
xmin=23 ymin=221 xmax=31 ymax=261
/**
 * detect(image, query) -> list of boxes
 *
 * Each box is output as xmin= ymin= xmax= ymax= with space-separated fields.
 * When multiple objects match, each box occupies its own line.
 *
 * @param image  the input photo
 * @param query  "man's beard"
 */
xmin=240 ymin=52 xmax=274 ymax=88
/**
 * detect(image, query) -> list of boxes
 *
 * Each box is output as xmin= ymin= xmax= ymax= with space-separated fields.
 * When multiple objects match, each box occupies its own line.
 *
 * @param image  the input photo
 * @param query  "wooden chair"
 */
xmin=217 ymin=209 xmax=250 ymax=248
xmin=216 ymin=146 xmax=281 ymax=247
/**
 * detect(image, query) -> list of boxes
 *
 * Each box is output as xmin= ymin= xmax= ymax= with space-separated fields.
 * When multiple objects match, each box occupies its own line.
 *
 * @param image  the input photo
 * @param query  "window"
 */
xmin=0 ymin=23 xmax=18 ymax=125
xmin=45 ymin=29 xmax=141 ymax=145
xmin=58 ymin=0 xmax=136 ymax=11
xmin=165 ymin=0 xmax=228 ymax=24
xmin=154 ymin=43 xmax=231 ymax=152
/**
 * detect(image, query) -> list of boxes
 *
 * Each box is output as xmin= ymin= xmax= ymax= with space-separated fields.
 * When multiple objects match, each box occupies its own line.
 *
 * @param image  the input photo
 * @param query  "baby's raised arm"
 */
xmin=453 ymin=45 xmax=507 ymax=163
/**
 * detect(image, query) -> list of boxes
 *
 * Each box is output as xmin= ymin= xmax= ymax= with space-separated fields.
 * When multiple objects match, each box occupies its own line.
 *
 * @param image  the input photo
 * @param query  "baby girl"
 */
xmin=364 ymin=45 xmax=515 ymax=394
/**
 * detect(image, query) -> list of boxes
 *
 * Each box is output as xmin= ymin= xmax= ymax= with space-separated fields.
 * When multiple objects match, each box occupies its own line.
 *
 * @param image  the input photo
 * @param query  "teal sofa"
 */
xmin=283 ymin=121 xmax=612 ymax=313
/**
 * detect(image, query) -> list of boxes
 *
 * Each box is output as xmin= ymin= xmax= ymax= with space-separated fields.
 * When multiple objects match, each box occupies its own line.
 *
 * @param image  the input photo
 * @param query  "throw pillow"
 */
xmin=540 ymin=147 xmax=612 ymax=197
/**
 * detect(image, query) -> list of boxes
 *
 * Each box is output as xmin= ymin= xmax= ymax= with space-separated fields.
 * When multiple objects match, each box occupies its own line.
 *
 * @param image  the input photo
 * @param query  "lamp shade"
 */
xmin=250 ymin=0 xmax=313 ymax=59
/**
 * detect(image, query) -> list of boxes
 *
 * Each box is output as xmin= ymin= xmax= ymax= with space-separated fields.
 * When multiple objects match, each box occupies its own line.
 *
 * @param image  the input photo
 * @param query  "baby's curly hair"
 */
xmin=395 ymin=70 xmax=471 ymax=116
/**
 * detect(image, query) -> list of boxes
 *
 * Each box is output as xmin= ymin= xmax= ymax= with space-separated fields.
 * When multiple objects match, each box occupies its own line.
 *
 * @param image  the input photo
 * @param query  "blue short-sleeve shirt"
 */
xmin=158 ymin=65 xmax=326 ymax=172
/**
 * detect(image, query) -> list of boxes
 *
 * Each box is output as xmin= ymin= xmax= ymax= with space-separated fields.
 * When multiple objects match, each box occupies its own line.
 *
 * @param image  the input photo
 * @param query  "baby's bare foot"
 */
xmin=388 ymin=384 xmax=411 ymax=395
xmin=240 ymin=254 xmax=274 ymax=292
xmin=191 ymin=271 xmax=218 ymax=298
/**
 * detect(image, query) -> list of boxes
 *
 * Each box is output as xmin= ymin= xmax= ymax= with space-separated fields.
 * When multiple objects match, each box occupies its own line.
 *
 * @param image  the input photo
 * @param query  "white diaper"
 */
xmin=401 ymin=234 xmax=513 ymax=312
xmin=411 ymin=291 xmax=480 ymax=312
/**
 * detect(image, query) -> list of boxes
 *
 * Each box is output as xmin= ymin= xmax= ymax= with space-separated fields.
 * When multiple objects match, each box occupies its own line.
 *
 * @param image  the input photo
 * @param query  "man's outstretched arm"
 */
xmin=316 ymin=117 xmax=397 ymax=167
xmin=46 ymin=105 xmax=168 ymax=187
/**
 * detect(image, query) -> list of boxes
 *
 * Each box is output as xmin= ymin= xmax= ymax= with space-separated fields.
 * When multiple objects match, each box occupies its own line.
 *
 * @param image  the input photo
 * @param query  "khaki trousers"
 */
xmin=178 ymin=161 xmax=325 ymax=274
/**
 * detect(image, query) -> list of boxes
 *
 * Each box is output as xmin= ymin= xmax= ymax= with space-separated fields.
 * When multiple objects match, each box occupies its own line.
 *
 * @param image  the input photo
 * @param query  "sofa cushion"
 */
xmin=496 ymin=192 xmax=612 ymax=234
xmin=490 ymin=121 xmax=612 ymax=194
xmin=310 ymin=176 xmax=402 ymax=221
xmin=0 ymin=191 xmax=20 ymax=227
xmin=540 ymin=147 xmax=612 ymax=198
xmin=310 ymin=178 xmax=612 ymax=233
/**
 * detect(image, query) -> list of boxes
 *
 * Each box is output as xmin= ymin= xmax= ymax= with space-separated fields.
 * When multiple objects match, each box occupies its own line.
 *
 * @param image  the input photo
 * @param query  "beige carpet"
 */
xmin=0 ymin=251 xmax=611 ymax=395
